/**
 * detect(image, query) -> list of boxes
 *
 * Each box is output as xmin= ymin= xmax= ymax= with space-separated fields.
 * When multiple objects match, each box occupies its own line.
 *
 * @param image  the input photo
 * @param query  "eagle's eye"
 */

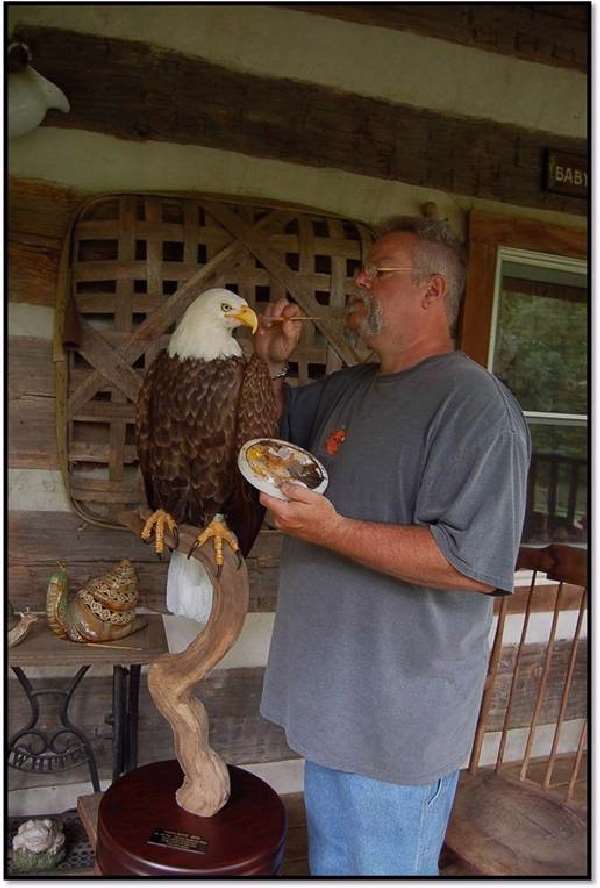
xmin=221 ymin=302 xmax=233 ymax=312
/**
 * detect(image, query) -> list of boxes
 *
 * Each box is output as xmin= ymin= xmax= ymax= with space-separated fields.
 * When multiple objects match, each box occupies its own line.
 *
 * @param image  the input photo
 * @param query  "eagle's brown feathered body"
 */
xmin=136 ymin=350 xmax=278 ymax=557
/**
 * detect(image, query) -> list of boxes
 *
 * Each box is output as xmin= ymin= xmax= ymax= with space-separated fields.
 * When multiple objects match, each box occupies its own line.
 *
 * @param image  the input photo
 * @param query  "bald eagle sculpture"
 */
xmin=136 ymin=288 xmax=279 ymax=621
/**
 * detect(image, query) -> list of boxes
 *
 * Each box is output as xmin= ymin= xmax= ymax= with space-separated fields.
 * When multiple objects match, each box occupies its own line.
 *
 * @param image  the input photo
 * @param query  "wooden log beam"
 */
xmin=8 ymin=558 xmax=277 ymax=614
xmin=502 ymin=582 xmax=586 ymax=616
xmin=9 ymin=515 xmax=586 ymax=617
xmin=12 ymin=25 xmax=587 ymax=215
xmin=6 ymin=555 xmax=583 ymax=618
xmin=8 ymin=641 xmax=587 ymax=781
xmin=8 ymin=512 xmax=283 ymax=564
xmin=9 ymin=238 xmax=62 ymax=306
xmin=282 ymin=4 xmax=589 ymax=72
xmin=8 ymin=518 xmax=281 ymax=613
xmin=485 ymin=638 xmax=587 ymax=731
xmin=8 ymin=178 xmax=90 ymax=242
xmin=9 ymin=395 xmax=58 ymax=469
xmin=8 ymin=178 xmax=85 ymax=307
xmin=9 ymin=510 xmax=157 ymax=563
xmin=8 ymin=668 xmax=297 ymax=781
xmin=8 ymin=338 xmax=54 ymax=397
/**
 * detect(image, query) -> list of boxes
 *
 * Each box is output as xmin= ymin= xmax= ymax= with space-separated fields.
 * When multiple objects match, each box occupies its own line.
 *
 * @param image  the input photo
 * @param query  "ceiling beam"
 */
xmin=13 ymin=26 xmax=586 ymax=216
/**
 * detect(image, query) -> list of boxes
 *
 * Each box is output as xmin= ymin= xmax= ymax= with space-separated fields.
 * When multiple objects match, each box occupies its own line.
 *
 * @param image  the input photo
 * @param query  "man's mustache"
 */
xmin=346 ymin=293 xmax=371 ymax=313
xmin=343 ymin=293 xmax=384 ymax=347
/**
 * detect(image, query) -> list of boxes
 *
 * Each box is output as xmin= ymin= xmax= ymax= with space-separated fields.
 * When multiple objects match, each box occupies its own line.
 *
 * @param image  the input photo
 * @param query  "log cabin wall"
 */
xmin=8 ymin=4 xmax=587 ymax=811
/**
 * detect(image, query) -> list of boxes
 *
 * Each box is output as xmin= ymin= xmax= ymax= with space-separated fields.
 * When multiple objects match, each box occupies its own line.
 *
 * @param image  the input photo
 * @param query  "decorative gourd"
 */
xmin=46 ymin=561 xmax=146 ymax=643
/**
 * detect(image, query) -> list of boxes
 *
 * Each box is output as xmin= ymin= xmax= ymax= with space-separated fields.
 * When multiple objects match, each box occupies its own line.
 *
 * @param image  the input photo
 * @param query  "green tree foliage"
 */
xmin=493 ymin=287 xmax=587 ymax=417
xmin=492 ymin=280 xmax=588 ymax=541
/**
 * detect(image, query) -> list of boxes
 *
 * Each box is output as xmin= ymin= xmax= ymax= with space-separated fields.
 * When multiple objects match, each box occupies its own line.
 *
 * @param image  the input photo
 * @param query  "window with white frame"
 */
xmin=488 ymin=247 xmax=587 ymax=546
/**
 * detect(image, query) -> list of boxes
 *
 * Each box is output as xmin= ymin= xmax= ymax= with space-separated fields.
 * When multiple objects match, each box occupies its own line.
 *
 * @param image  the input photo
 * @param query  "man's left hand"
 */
xmin=260 ymin=482 xmax=344 ymax=545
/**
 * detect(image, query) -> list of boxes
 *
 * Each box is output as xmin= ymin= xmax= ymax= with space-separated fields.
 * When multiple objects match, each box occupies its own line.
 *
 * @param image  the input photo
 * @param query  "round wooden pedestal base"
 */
xmin=96 ymin=760 xmax=286 ymax=877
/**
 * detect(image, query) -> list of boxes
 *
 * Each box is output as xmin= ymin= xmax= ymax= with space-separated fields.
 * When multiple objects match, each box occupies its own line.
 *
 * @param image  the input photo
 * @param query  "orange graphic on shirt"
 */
xmin=325 ymin=428 xmax=347 ymax=455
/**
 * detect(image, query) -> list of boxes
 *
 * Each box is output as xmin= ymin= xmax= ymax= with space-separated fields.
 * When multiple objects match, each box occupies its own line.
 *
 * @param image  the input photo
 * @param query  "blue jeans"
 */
xmin=304 ymin=760 xmax=460 ymax=876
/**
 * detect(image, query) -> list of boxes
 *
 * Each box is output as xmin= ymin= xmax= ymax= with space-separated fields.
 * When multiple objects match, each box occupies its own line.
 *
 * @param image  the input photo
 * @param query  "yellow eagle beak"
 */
xmin=227 ymin=305 xmax=258 ymax=334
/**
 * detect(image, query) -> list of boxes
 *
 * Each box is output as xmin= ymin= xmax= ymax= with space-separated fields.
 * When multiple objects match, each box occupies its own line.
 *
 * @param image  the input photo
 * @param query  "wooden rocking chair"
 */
xmin=444 ymin=545 xmax=588 ymax=877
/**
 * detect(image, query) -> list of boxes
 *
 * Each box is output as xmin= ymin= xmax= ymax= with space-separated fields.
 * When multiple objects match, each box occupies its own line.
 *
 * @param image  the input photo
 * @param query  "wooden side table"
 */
xmin=8 ymin=615 xmax=168 ymax=790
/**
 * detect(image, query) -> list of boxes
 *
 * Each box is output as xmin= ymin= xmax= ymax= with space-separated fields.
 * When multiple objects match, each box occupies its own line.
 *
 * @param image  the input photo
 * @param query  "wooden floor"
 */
xmin=280 ymin=793 xmax=310 ymax=876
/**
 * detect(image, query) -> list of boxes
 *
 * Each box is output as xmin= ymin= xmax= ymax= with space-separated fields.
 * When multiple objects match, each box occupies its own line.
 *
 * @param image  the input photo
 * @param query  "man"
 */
xmin=254 ymin=217 xmax=530 ymax=876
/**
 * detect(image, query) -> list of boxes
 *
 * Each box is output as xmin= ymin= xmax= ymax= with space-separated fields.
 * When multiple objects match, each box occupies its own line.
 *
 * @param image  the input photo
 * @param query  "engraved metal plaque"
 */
xmin=148 ymin=827 xmax=208 ymax=854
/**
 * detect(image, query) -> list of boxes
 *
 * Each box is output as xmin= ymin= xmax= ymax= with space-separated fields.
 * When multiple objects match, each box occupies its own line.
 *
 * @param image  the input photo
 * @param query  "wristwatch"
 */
xmin=270 ymin=363 xmax=289 ymax=380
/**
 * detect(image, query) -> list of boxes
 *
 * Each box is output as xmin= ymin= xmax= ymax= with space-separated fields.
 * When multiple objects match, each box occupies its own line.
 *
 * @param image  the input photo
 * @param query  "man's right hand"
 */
xmin=254 ymin=298 xmax=303 ymax=371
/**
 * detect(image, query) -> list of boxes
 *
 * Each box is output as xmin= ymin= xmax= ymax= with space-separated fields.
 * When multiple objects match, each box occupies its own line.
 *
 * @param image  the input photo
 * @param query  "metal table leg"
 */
xmin=8 ymin=666 xmax=100 ymax=792
xmin=127 ymin=665 xmax=141 ymax=772
xmin=112 ymin=666 xmax=128 ymax=782
xmin=111 ymin=664 xmax=143 ymax=781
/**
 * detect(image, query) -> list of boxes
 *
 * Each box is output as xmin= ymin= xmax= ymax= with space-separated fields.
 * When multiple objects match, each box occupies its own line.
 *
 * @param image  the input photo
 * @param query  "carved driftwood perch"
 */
xmin=119 ymin=508 xmax=250 ymax=817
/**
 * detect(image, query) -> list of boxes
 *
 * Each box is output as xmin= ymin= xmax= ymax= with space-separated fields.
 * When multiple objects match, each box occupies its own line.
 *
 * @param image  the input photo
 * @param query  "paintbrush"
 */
xmin=262 ymin=315 xmax=342 ymax=323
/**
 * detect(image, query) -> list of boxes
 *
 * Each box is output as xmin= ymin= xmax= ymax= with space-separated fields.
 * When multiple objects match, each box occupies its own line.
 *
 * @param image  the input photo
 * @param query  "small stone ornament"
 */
xmin=46 ymin=560 xmax=147 ymax=643
xmin=11 ymin=818 xmax=66 ymax=872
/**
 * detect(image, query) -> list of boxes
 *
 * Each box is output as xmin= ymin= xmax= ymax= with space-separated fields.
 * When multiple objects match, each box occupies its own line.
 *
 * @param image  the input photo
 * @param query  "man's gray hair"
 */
xmin=376 ymin=217 xmax=466 ymax=332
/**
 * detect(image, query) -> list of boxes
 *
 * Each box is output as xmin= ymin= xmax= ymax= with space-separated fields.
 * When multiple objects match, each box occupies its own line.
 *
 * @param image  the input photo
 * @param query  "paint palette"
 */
xmin=238 ymin=438 xmax=328 ymax=501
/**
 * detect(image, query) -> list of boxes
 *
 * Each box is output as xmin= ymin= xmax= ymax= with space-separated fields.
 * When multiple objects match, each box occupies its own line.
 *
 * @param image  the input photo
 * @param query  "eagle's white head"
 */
xmin=168 ymin=288 xmax=258 ymax=361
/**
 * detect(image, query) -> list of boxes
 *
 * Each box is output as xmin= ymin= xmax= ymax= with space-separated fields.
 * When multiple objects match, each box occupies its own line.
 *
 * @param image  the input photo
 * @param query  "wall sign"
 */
xmin=546 ymin=150 xmax=588 ymax=198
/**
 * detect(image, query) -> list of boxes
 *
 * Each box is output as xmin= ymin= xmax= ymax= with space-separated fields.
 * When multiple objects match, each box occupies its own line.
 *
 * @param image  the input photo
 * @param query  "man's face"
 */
xmin=345 ymin=232 xmax=424 ymax=348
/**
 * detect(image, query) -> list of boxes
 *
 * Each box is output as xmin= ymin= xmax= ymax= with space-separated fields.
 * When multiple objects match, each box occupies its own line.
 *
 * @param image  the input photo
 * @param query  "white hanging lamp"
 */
xmin=8 ymin=42 xmax=70 ymax=140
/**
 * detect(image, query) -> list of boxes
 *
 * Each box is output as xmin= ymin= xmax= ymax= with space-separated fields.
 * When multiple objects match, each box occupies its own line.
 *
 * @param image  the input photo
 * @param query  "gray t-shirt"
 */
xmin=260 ymin=352 xmax=531 ymax=784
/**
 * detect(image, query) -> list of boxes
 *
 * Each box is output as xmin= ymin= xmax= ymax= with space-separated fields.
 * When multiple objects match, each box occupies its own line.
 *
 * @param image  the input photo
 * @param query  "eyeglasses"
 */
xmin=355 ymin=264 xmax=415 ymax=282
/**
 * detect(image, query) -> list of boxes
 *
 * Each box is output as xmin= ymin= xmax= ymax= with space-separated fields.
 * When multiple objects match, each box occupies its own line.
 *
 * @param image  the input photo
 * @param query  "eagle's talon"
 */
xmin=188 ymin=539 xmax=200 ymax=560
xmin=140 ymin=509 xmax=178 ymax=555
xmin=189 ymin=516 xmax=239 ymax=575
